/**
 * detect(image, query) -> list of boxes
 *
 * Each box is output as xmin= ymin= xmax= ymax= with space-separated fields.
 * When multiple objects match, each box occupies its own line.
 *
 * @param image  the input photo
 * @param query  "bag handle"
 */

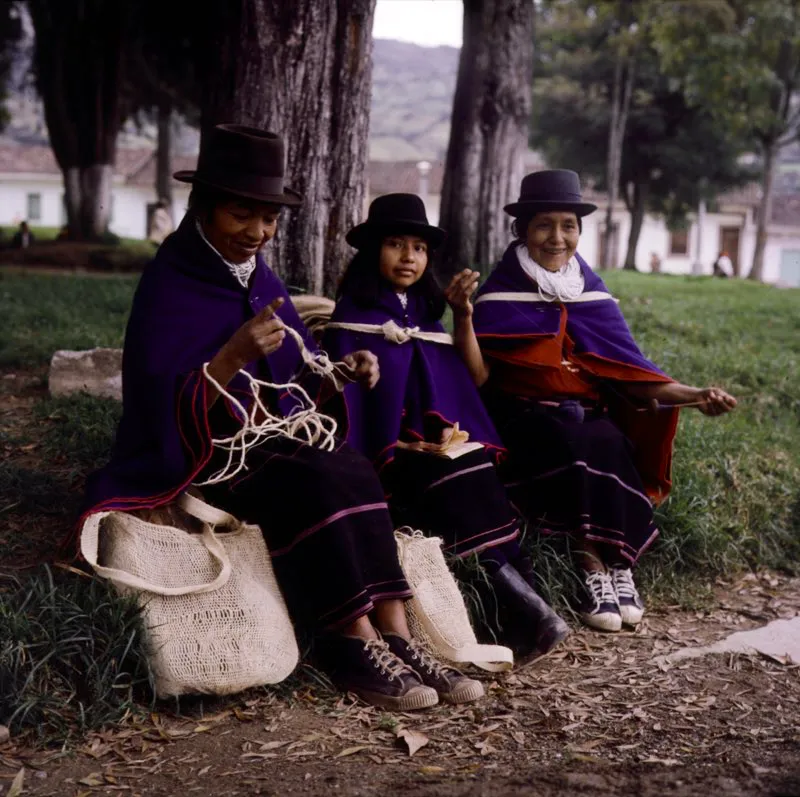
xmin=177 ymin=491 xmax=240 ymax=528
xmin=81 ymin=506 xmax=233 ymax=597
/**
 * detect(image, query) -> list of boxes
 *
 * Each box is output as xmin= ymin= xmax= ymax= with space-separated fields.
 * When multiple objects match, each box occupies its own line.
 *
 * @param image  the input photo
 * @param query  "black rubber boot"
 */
xmin=489 ymin=563 xmax=570 ymax=659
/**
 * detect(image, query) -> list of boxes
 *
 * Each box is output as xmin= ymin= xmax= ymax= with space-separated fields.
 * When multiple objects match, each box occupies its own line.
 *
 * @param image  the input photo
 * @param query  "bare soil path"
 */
xmin=1 ymin=573 xmax=797 ymax=797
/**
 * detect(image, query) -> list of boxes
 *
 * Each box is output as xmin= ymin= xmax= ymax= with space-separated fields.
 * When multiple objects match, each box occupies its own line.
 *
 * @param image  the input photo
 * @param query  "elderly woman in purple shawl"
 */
xmin=322 ymin=193 xmax=569 ymax=660
xmin=80 ymin=125 xmax=490 ymax=710
xmin=452 ymin=170 xmax=736 ymax=633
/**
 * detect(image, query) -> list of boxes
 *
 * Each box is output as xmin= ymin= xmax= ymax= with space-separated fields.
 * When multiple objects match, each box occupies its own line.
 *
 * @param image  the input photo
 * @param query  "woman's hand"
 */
xmin=223 ymin=297 xmax=286 ymax=368
xmin=445 ymin=269 xmax=481 ymax=318
xmin=695 ymin=387 xmax=737 ymax=416
xmin=342 ymin=350 xmax=380 ymax=389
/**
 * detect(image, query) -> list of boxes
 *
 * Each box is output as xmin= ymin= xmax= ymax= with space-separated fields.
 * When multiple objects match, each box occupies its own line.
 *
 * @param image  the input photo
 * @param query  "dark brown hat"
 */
xmin=504 ymin=169 xmax=597 ymax=218
xmin=346 ymin=193 xmax=446 ymax=250
xmin=174 ymin=124 xmax=302 ymax=207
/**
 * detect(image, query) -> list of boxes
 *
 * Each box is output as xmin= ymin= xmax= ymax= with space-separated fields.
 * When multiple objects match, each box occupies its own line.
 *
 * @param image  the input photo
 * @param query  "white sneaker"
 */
xmin=611 ymin=567 xmax=644 ymax=626
xmin=578 ymin=570 xmax=622 ymax=632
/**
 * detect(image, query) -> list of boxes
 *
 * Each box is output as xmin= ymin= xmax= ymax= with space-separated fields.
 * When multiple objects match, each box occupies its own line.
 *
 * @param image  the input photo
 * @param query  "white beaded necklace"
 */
xmin=196 ymin=219 xmax=257 ymax=288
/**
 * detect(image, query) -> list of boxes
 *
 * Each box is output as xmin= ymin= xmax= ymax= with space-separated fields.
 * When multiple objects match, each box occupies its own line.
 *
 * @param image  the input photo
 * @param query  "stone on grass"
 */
xmin=49 ymin=348 xmax=123 ymax=401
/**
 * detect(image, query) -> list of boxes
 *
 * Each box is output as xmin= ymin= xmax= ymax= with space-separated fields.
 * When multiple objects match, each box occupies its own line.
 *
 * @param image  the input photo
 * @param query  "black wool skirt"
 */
xmin=201 ymin=438 xmax=411 ymax=631
xmin=484 ymin=393 xmax=658 ymax=565
xmin=384 ymin=447 xmax=521 ymax=558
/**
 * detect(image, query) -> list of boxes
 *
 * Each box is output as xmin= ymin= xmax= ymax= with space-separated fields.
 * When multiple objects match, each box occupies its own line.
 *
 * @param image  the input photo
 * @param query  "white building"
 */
xmin=1 ymin=141 xmax=798 ymax=286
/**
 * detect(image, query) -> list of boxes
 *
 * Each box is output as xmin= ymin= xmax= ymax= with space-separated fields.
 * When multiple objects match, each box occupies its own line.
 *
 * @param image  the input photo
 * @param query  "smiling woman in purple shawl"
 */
xmin=322 ymin=193 xmax=569 ymax=660
xmin=457 ymin=170 xmax=737 ymax=633
xmin=78 ymin=125 xmax=488 ymax=710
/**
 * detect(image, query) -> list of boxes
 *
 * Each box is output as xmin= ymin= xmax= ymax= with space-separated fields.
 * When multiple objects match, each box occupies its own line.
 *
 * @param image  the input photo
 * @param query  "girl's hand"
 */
xmin=445 ymin=269 xmax=480 ymax=318
xmin=223 ymin=297 xmax=286 ymax=367
xmin=695 ymin=387 xmax=737 ymax=416
xmin=342 ymin=350 xmax=380 ymax=389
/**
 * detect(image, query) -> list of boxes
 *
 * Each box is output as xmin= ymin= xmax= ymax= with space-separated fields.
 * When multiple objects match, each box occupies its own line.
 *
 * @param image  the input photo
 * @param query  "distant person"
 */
xmin=147 ymin=199 xmax=174 ymax=245
xmin=11 ymin=221 xmax=35 ymax=249
xmin=713 ymin=251 xmax=733 ymax=278
xmin=649 ymin=252 xmax=662 ymax=274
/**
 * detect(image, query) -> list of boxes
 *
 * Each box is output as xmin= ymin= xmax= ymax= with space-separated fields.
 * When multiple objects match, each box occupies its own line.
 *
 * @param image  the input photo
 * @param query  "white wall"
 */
xmin=0 ymin=177 xmax=65 ymax=227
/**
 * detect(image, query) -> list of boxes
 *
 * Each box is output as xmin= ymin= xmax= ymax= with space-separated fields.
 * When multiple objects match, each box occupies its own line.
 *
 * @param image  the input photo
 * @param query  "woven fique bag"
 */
xmin=81 ymin=493 xmax=299 ymax=697
xmin=395 ymin=529 xmax=513 ymax=672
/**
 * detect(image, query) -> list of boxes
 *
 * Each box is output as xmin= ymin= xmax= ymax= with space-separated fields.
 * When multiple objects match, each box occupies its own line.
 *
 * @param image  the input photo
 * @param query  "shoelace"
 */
xmin=407 ymin=639 xmax=451 ymax=679
xmin=612 ymin=568 xmax=638 ymax=600
xmin=584 ymin=570 xmax=617 ymax=607
xmin=364 ymin=639 xmax=408 ymax=681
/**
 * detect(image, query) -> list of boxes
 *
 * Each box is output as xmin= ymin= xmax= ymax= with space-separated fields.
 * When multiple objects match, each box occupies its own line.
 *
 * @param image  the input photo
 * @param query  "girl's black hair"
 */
xmin=337 ymin=237 xmax=446 ymax=322
xmin=511 ymin=210 xmax=583 ymax=240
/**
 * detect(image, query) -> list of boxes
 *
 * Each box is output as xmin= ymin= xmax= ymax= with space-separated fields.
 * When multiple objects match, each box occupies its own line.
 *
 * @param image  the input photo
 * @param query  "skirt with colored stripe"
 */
xmin=483 ymin=393 xmax=658 ymax=565
xmin=201 ymin=438 xmax=411 ymax=631
xmin=384 ymin=447 xmax=521 ymax=558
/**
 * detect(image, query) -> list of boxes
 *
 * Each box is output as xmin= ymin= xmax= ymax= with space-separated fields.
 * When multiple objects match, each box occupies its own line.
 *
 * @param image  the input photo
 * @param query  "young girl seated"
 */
xmin=322 ymin=193 xmax=568 ymax=658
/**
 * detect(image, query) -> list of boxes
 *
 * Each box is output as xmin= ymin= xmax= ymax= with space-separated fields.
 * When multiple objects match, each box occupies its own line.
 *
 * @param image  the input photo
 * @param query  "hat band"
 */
xmin=517 ymin=191 xmax=583 ymax=203
xmin=197 ymin=169 xmax=287 ymax=197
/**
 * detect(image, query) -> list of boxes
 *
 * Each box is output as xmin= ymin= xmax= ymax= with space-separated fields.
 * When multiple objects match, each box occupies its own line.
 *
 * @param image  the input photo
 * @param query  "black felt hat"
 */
xmin=174 ymin=124 xmax=302 ymax=207
xmin=504 ymin=169 xmax=597 ymax=218
xmin=346 ymin=193 xmax=446 ymax=250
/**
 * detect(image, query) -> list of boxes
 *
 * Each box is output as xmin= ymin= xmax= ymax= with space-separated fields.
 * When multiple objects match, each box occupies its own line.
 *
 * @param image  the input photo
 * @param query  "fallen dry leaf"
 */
xmin=78 ymin=772 xmax=105 ymax=787
xmin=419 ymin=765 xmax=445 ymax=775
xmin=8 ymin=769 xmax=24 ymax=797
xmin=334 ymin=745 xmax=372 ymax=758
xmin=396 ymin=729 xmax=429 ymax=757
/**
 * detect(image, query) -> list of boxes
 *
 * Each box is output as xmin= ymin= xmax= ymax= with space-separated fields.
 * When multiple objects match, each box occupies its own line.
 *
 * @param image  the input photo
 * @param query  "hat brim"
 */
xmin=503 ymin=200 xmax=597 ymax=218
xmin=346 ymin=219 xmax=446 ymax=250
xmin=173 ymin=170 xmax=303 ymax=208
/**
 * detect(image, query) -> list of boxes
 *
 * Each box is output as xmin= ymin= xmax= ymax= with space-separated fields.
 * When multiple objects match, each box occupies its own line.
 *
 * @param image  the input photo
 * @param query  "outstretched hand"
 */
xmin=695 ymin=387 xmax=737 ymax=416
xmin=445 ymin=269 xmax=481 ymax=318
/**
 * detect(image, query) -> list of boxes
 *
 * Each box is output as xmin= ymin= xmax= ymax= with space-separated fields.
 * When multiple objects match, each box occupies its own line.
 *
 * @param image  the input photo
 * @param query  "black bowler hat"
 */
xmin=174 ymin=124 xmax=302 ymax=207
xmin=504 ymin=169 xmax=597 ymax=218
xmin=346 ymin=193 xmax=446 ymax=250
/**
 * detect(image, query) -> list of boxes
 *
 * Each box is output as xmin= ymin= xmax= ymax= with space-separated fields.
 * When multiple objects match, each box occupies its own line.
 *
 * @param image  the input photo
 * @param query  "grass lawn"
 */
xmin=0 ymin=268 xmax=798 ymax=744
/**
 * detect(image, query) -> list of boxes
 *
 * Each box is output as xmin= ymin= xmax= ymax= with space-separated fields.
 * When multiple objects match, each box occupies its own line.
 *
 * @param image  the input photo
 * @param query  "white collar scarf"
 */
xmin=515 ymin=243 xmax=585 ymax=302
xmin=195 ymin=219 xmax=257 ymax=289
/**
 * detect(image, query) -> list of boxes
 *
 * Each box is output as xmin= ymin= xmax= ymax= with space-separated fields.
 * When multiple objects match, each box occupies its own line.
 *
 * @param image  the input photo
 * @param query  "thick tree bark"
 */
xmin=600 ymin=50 xmax=635 ymax=270
xmin=156 ymin=101 xmax=173 ymax=210
xmin=623 ymin=180 xmax=647 ymax=270
xmin=749 ymin=139 xmax=777 ymax=282
xmin=28 ymin=0 xmax=129 ymax=241
xmin=438 ymin=0 xmax=535 ymax=276
xmin=203 ymin=0 xmax=375 ymax=296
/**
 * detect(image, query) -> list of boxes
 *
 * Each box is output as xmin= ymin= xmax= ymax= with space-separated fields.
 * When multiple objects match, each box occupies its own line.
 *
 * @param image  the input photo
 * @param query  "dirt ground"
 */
xmin=2 ymin=373 xmax=800 ymax=797
xmin=0 ymin=572 xmax=795 ymax=797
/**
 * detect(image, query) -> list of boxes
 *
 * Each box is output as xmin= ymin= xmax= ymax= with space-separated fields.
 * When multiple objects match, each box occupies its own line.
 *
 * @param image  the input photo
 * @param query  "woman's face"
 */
xmin=525 ymin=211 xmax=580 ymax=271
xmin=204 ymin=199 xmax=281 ymax=263
xmin=379 ymin=234 xmax=429 ymax=291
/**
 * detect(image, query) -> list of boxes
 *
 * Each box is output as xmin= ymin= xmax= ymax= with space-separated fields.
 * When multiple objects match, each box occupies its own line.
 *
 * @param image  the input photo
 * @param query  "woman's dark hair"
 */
xmin=511 ymin=210 xmax=582 ymax=240
xmin=188 ymin=184 xmax=268 ymax=222
xmin=337 ymin=237 xmax=446 ymax=321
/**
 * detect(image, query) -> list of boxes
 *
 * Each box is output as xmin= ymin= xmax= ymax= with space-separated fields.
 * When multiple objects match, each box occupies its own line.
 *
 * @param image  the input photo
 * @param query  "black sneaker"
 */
xmin=318 ymin=634 xmax=439 ymax=711
xmin=578 ymin=570 xmax=622 ymax=632
xmin=611 ymin=567 xmax=645 ymax=626
xmin=384 ymin=633 xmax=485 ymax=705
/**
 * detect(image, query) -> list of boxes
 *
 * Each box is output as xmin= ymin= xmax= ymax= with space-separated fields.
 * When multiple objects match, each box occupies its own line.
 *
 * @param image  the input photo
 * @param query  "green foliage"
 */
xmin=0 ymin=272 xmax=137 ymax=368
xmin=650 ymin=0 xmax=800 ymax=146
xmin=532 ymin=0 xmax=754 ymax=228
xmin=0 ymin=567 xmax=152 ymax=744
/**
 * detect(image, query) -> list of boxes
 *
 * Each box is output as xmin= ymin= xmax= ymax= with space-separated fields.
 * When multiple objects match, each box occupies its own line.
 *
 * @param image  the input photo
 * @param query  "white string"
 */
xmin=195 ymin=326 xmax=355 ymax=486
xmin=325 ymin=319 xmax=453 ymax=345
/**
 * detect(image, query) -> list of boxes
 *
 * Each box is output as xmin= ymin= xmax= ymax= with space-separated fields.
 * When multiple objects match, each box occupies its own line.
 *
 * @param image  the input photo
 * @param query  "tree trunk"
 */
xmin=623 ymin=180 xmax=647 ymax=270
xmin=202 ymin=0 xmax=375 ymax=296
xmin=438 ymin=0 xmax=535 ymax=277
xmin=28 ymin=0 xmax=130 ymax=241
xmin=749 ymin=139 xmax=777 ymax=282
xmin=156 ymin=100 xmax=173 ymax=211
xmin=600 ymin=49 xmax=635 ymax=270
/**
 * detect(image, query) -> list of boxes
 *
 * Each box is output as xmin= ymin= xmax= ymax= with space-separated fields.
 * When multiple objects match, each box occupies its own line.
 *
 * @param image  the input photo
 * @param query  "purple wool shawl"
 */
xmin=81 ymin=217 xmax=319 ymax=520
xmin=321 ymin=287 xmax=505 ymax=471
xmin=473 ymin=243 xmax=667 ymax=378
